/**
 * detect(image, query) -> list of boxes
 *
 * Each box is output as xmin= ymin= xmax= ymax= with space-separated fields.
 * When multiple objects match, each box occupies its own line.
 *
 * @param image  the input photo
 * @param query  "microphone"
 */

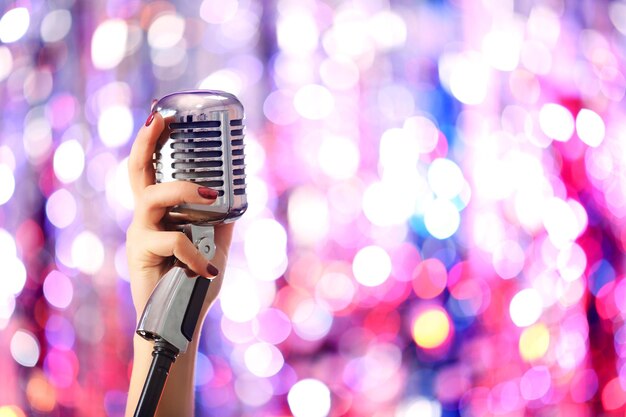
xmin=133 ymin=90 xmax=247 ymax=417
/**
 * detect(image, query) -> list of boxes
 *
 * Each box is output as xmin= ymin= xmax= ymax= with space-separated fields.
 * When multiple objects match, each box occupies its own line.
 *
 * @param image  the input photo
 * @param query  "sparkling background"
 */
xmin=1 ymin=0 xmax=626 ymax=416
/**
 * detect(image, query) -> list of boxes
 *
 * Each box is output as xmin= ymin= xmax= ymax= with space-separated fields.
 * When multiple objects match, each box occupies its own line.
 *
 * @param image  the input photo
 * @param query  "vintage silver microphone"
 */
xmin=133 ymin=90 xmax=247 ymax=417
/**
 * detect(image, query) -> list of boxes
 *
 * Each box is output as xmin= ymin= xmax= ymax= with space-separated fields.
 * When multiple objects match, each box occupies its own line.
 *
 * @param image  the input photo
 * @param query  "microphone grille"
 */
xmin=154 ymin=90 xmax=247 ymax=223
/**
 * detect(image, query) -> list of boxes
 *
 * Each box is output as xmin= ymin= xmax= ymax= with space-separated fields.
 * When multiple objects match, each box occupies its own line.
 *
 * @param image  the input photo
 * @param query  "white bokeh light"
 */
xmin=45 ymin=188 xmax=77 ymax=228
xmin=148 ymin=13 xmax=185 ymax=49
xmin=200 ymin=0 xmax=239 ymax=24
xmin=244 ymin=342 xmax=284 ymax=377
xmin=91 ymin=19 xmax=128 ymax=69
xmin=288 ymin=187 xmax=329 ymax=246
xmin=199 ymin=69 xmax=243 ymax=97
xmin=396 ymin=397 xmax=442 ymax=417
xmin=0 ymin=46 xmax=13 ymax=82
xmin=492 ymin=240 xmax=526 ymax=279
xmin=363 ymin=180 xmax=422 ymax=227
xmin=105 ymin=158 xmax=134 ymax=211
xmin=220 ymin=268 xmax=275 ymax=323
xmin=440 ymin=52 xmax=490 ymax=105
xmin=98 ymin=106 xmax=134 ymax=148
xmin=423 ymin=198 xmax=461 ymax=239
xmin=0 ymin=164 xmax=15 ymax=205
xmin=352 ymin=245 xmax=392 ymax=287
xmin=53 ymin=140 xmax=85 ymax=183
xmin=379 ymin=128 xmax=421 ymax=170
xmin=10 ymin=329 xmax=39 ymax=367
xmin=576 ymin=108 xmax=605 ymax=147
xmin=293 ymin=84 xmax=334 ymax=120
xmin=482 ymin=27 xmax=523 ymax=71
xmin=557 ymin=243 xmax=587 ymax=282
xmin=510 ymin=288 xmax=543 ymax=327
xmin=41 ymin=9 xmax=72 ymax=43
xmin=277 ymin=11 xmax=319 ymax=54
xmin=539 ymin=103 xmax=574 ymax=142
xmin=292 ymin=300 xmax=333 ymax=341
xmin=543 ymin=197 xmax=584 ymax=248
xmin=427 ymin=158 xmax=465 ymax=199
xmin=244 ymin=219 xmax=288 ymax=281
xmin=403 ymin=116 xmax=440 ymax=153
xmin=0 ymin=8 xmax=30 ymax=43
xmin=288 ymin=379 xmax=331 ymax=417
xmin=368 ymin=11 xmax=407 ymax=50
xmin=318 ymin=135 xmax=359 ymax=180
xmin=71 ymin=231 xmax=105 ymax=274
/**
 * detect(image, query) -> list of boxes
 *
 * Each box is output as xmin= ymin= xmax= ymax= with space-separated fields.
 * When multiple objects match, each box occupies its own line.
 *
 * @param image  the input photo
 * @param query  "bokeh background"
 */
xmin=1 ymin=0 xmax=626 ymax=416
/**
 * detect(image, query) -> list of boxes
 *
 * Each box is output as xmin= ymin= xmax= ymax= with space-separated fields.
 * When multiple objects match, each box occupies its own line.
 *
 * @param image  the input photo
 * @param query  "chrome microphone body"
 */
xmin=133 ymin=91 xmax=247 ymax=417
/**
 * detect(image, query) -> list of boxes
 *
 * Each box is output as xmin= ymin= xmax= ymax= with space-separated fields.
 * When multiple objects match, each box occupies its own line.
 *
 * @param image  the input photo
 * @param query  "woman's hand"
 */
xmin=125 ymin=110 xmax=234 ymax=323
xmin=125 ymin=109 xmax=234 ymax=417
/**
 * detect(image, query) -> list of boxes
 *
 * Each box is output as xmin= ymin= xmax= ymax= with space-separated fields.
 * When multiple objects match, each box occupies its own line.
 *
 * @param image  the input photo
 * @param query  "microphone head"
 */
xmin=153 ymin=90 xmax=247 ymax=225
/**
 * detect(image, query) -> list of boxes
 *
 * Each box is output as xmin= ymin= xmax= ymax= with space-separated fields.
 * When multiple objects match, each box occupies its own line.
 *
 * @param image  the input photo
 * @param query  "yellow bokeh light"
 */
xmin=412 ymin=308 xmax=451 ymax=349
xmin=519 ymin=323 xmax=550 ymax=362
xmin=0 ymin=406 xmax=26 ymax=417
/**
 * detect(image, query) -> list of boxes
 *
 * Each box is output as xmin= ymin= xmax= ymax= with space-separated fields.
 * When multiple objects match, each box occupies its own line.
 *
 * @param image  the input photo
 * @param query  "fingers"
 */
xmin=145 ymin=230 xmax=219 ymax=279
xmin=128 ymin=111 xmax=164 ymax=195
xmin=136 ymin=181 xmax=219 ymax=225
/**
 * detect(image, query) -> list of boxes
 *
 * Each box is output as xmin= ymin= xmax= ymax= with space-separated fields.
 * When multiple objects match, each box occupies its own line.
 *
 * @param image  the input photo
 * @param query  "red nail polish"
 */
xmin=207 ymin=263 xmax=219 ymax=277
xmin=198 ymin=187 xmax=218 ymax=199
xmin=145 ymin=112 xmax=155 ymax=127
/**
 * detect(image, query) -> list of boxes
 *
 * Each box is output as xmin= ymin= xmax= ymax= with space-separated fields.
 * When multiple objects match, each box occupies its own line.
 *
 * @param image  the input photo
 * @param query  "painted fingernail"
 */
xmin=145 ymin=111 xmax=155 ymax=127
xmin=206 ymin=263 xmax=219 ymax=277
xmin=198 ymin=187 xmax=218 ymax=199
xmin=150 ymin=99 xmax=158 ymax=112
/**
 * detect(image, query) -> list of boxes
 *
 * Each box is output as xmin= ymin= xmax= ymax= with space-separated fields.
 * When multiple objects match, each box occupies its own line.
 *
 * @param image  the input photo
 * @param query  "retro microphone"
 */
xmin=133 ymin=90 xmax=247 ymax=417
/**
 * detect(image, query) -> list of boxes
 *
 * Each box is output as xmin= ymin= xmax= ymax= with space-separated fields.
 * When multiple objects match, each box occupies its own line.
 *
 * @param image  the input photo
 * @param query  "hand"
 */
xmin=125 ymin=110 xmax=234 ymax=322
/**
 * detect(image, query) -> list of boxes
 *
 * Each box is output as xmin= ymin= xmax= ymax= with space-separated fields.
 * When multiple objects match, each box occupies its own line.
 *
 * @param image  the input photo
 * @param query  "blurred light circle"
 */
xmin=244 ymin=342 xmax=284 ymax=377
xmin=105 ymin=158 xmax=134 ymax=211
xmin=0 ymin=46 xmax=13 ymax=82
xmin=542 ymin=197 xmax=582 ymax=248
xmin=42 ymin=271 xmax=73 ymax=310
xmin=368 ymin=11 xmax=407 ymax=50
xmin=53 ymin=140 xmax=85 ymax=183
xmin=200 ymin=0 xmax=238 ymax=24
xmin=482 ymin=28 xmax=522 ymax=71
xmin=235 ymin=375 xmax=274 ymax=407
xmin=1 ymin=258 xmax=26 ymax=296
xmin=292 ymin=300 xmax=333 ymax=341
xmin=315 ymin=271 xmax=356 ymax=312
xmin=412 ymin=307 xmax=451 ymax=349
xmin=0 ymin=164 xmax=15 ymax=205
xmin=556 ymin=243 xmax=587 ymax=282
xmin=288 ymin=187 xmax=329 ymax=246
xmin=46 ymin=189 xmax=77 ymax=228
xmin=220 ymin=269 xmax=263 ymax=322
xmin=403 ymin=116 xmax=439 ymax=154
xmin=199 ymin=69 xmax=243 ymax=96
xmin=253 ymin=308 xmax=292 ymax=344
xmin=318 ymin=135 xmax=359 ymax=180
xmin=0 ymin=8 xmax=30 ymax=43
xmin=288 ymin=379 xmax=331 ymax=417
xmin=539 ymin=103 xmax=574 ymax=142
xmin=509 ymin=288 xmax=543 ymax=327
xmin=277 ymin=12 xmax=318 ymax=54
xmin=320 ymin=57 xmax=360 ymax=90
xmin=263 ymin=90 xmax=298 ymax=125
xmin=609 ymin=2 xmax=626 ymax=35
xmin=427 ymin=158 xmax=465 ymax=199
xmin=244 ymin=219 xmax=288 ymax=280
xmin=148 ymin=13 xmax=185 ymax=49
xmin=576 ymin=108 xmax=605 ymax=147
xmin=492 ymin=240 xmax=525 ymax=279
xmin=412 ymin=259 xmax=448 ymax=299
xmin=44 ymin=348 xmax=78 ymax=388
xmin=352 ymin=245 xmax=392 ymax=287
xmin=379 ymin=127 xmax=421 ymax=169
xmin=293 ymin=84 xmax=334 ymax=120
xmin=71 ymin=231 xmax=105 ymax=274
xmin=40 ymin=9 xmax=72 ymax=43
xmin=423 ymin=198 xmax=461 ymax=239
xmin=520 ymin=40 xmax=552 ymax=75
xmin=395 ymin=397 xmax=442 ymax=417
xmin=91 ymin=19 xmax=128 ymax=69
xmin=363 ymin=180 xmax=420 ymax=227
xmin=519 ymin=366 xmax=551 ymax=400
xmin=519 ymin=323 xmax=550 ymax=362
xmin=10 ymin=329 xmax=40 ymax=367
xmin=440 ymin=52 xmax=489 ymax=105
xmin=98 ymin=106 xmax=134 ymax=147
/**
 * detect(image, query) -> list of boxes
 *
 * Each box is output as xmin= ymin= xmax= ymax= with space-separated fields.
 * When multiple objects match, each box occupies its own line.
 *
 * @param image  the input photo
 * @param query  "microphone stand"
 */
xmin=133 ymin=225 xmax=215 ymax=417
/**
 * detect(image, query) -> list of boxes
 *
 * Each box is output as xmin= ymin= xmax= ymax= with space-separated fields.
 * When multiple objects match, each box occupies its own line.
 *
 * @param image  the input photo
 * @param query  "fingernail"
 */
xmin=150 ymin=99 xmax=158 ymax=112
xmin=206 ymin=263 xmax=219 ymax=277
xmin=198 ymin=187 xmax=218 ymax=199
xmin=145 ymin=111 xmax=155 ymax=127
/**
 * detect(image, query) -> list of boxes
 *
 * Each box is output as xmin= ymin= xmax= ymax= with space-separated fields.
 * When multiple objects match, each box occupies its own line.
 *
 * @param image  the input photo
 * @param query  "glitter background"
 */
xmin=1 ymin=0 xmax=626 ymax=416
